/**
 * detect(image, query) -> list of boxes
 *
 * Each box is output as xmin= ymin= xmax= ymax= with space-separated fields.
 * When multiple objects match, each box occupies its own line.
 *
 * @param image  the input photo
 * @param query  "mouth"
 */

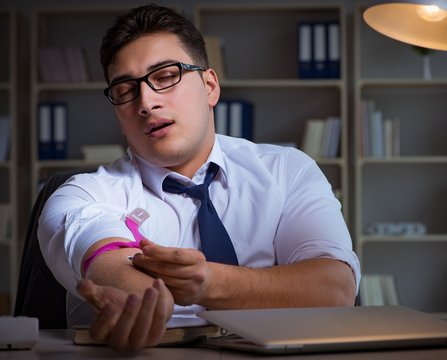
xmin=146 ymin=119 xmax=174 ymax=135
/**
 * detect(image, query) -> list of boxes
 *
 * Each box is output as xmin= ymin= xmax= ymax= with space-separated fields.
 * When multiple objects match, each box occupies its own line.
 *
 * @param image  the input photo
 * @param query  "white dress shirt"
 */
xmin=38 ymin=135 xmax=360 ymax=323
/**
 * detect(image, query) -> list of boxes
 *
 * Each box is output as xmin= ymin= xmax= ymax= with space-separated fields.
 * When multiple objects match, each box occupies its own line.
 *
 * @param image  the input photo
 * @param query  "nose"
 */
xmin=137 ymin=81 xmax=162 ymax=116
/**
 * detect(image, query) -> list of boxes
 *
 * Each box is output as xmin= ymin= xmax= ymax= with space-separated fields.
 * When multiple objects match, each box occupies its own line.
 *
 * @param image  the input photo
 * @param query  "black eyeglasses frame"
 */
xmin=103 ymin=62 xmax=206 ymax=105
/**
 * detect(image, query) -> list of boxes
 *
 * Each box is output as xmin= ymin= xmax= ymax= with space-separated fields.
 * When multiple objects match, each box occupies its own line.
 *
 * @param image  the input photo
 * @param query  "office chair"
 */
xmin=14 ymin=169 xmax=89 ymax=329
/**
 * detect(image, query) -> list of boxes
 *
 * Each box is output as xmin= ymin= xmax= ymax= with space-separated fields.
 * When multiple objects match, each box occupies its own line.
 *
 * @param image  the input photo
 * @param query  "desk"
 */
xmin=1 ymin=330 xmax=447 ymax=359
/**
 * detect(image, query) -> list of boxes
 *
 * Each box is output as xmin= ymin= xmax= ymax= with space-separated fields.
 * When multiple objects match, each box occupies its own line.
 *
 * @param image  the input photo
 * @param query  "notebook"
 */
xmin=198 ymin=306 xmax=447 ymax=354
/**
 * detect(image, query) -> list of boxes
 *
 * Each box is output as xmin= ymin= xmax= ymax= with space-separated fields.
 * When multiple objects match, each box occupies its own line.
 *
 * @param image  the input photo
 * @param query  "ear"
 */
xmin=203 ymin=68 xmax=221 ymax=107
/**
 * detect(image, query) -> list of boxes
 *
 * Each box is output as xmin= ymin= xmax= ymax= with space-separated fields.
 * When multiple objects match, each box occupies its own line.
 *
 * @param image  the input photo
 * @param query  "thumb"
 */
xmin=77 ymin=278 xmax=103 ymax=311
xmin=140 ymin=238 xmax=156 ymax=248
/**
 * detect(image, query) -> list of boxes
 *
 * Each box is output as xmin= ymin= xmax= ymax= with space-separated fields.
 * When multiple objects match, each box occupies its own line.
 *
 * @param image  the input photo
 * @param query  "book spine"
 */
xmin=297 ymin=22 xmax=313 ymax=79
xmin=313 ymin=23 xmax=327 ymax=79
xmin=214 ymin=101 xmax=229 ymax=135
xmin=327 ymin=22 xmax=340 ymax=79
xmin=0 ymin=116 xmax=10 ymax=161
xmin=52 ymin=103 xmax=68 ymax=159
xmin=228 ymin=101 xmax=253 ymax=140
xmin=38 ymin=102 xmax=68 ymax=159
xmin=38 ymin=103 xmax=53 ymax=159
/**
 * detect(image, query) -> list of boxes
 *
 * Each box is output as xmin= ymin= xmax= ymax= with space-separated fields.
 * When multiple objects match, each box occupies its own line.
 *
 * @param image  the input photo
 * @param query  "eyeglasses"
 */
xmin=104 ymin=62 xmax=206 ymax=105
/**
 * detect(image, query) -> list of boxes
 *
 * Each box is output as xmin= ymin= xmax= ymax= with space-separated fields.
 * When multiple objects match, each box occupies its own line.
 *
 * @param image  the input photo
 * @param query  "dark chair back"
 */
xmin=14 ymin=169 xmax=89 ymax=329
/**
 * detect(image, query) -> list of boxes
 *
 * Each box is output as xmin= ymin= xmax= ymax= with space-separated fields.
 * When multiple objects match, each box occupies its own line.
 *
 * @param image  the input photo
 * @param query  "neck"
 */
xmin=167 ymin=136 xmax=216 ymax=179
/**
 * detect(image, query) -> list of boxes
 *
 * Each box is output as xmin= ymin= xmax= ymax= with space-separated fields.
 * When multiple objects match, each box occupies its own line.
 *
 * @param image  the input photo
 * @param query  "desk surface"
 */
xmin=1 ymin=330 xmax=447 ymax=360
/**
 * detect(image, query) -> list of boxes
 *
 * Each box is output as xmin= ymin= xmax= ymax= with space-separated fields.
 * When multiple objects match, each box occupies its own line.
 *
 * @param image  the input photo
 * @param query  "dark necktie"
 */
xmin=162 ymin=162 xmax=238 ymax=265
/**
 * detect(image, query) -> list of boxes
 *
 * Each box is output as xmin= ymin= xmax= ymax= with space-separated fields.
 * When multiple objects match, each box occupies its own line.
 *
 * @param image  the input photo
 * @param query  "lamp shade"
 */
xmin=363 ymin=0 xmax=447 ymax=50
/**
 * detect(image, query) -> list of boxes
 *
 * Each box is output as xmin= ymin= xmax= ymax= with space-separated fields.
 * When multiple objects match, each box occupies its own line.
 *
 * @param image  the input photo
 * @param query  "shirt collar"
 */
xmin=133 ymin=136 xmax=228 ymax=200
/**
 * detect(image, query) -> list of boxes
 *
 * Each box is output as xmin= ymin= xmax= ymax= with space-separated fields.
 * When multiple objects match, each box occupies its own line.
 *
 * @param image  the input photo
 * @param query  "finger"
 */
xmin=140 ymin=238 xmax=156 ymax=248
xmin=109 ymin=293 xmax=143 ymax=351
xmin=76 ymin=278 xmax=103 ymax=311
xmin=139 ymin=245 xmax=201 ymax=266
xmin=89 ymin=302 xmax=117 ymax=343
xmin=133 ymin=256 xmax=191 ymax=279
xmin=128 ymin=287 xmax=160 ymax=348
xmin=146 ymin=279 xmax=170 ymax=346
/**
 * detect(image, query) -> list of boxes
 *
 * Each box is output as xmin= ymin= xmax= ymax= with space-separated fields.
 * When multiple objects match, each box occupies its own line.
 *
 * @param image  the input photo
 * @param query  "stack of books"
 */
xmin=72 ymin=323 xmax=223 ymax=346
xmin=360 ymin=274 xmax=399 ymax=306
xmin=301 ymin=117 xmax=341 ymax=159
xmin=38 ymin=47 xmax=89 ymax=82
xmin=358 ymin=99 xmax=400 ymax=158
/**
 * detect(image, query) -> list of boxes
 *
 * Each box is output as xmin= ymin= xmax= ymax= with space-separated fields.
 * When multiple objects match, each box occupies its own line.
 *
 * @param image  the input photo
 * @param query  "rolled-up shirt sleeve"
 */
xmin=274 ymin=149 xmax=361 ymax=291
xmin=38 ymin=175 xmax=135 ymax=295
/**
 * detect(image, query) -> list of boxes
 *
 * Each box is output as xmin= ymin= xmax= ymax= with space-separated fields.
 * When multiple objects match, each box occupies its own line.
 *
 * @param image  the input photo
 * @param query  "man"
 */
xmin=38 ymin=3 xmax=360 ymax=352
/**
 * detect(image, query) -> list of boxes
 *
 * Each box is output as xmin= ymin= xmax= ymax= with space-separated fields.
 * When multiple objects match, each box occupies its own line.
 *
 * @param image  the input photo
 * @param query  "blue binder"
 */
xmin=37 ymin=102 xmax=68 ymax=159
xmin=297 ymin=22 xmax=313 ymax=79
xmin=327 ymin=22 xmax=340 ymax=79
xmin=313 ymin=22 xmax=327 ymax=78
xmin=214 ymin=100 xmax=253 ymax=140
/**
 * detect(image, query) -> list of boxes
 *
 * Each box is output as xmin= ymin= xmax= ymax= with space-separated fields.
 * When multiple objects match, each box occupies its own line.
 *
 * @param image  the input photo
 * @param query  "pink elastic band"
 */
xmin=82 ymin=208 xmax=149 ymax=274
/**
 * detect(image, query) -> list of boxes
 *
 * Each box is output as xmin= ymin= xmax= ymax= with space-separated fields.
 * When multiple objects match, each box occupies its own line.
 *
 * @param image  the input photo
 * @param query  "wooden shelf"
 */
xmin=354 ymin=2 xmax=447 ymax=313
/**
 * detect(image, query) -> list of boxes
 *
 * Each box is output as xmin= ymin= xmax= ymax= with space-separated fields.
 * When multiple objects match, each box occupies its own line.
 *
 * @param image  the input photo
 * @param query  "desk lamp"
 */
xmin=363 ymin=0 xmax=447 ymax=50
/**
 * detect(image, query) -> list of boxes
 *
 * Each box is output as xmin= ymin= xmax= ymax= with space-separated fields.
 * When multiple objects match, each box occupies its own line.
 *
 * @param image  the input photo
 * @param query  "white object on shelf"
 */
xmin=81 ymin=144 xmax=125 ymax=163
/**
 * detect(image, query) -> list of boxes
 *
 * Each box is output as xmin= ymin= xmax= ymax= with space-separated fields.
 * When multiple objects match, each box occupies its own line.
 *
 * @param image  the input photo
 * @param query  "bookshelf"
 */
xmin=0 ymin=9 xmax=17 ymax=315
xmin=30 ymin=6 xmax=132 ymax=200
xmin=354 ymin=3 xmax=447 ymax=314
xmin=195 ymin=3 xmax=349 ymax=219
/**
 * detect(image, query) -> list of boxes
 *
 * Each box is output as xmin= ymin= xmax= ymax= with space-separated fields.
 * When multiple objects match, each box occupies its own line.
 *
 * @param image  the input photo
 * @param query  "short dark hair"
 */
xmin=100 ymin=3 xmax=209 ymax=83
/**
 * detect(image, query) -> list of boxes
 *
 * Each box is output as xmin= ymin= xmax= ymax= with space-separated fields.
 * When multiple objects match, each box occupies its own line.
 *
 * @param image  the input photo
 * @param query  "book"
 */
xmin=371 ymin=109 xmax=384 ymax=158
xmin=392 ymin=118 xmax=400 ymax=157
xmin=323 ymin=117 xmax=341 ymax=158
xmin=298 ymin=21 xmax=340 ymax=79
xmin=297 ymin=22 xmax=313 ymax=79
xmin=37 ymin=102 xmax=68 ymax=160
xmin=0 ymin=116 xmax=10 ymax=161
xmin=327 ymin=22 xmax=340 ymax=79
xmin=71 ymin=323 xmax=223 ymax=346
xmin=384 ymin=118 xmax=393 ymax=158
xmin=0 ymin=203 xmax=10 ymax=244
xmin=214 ymin=100 xmax=253 ymax=140
xmin=214 ymin=101 xmax=228 ymax=135
xmin=39 ymin=47 xmax=89 ymax=83
xmin=38 ymin=47 xmax=69 ymax=82
xmin=360 ymin=274 xmax=399 ymax=306
xmin=228 ymin=100 xmax=253 ymax=140
xmin=38 ymin=103 xmax=53 ymax=159
xmin=63 ymin=47 xmax=89 ymax=82
xmin=301 ymin=119 xmax=325 ymax=158
xmin=313 ymin=23 xmax=327 ymax=78
xmin=52 ymin=103 xmax=68 ymax=159
xmin=204 ymin=36 xmax=226 ymax=80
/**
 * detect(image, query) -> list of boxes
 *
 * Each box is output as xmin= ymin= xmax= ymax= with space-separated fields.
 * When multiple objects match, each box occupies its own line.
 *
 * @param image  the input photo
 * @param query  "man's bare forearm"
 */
xmin=200 ymin=258 xmax=357 ymax=310
xmin=83 ymin=237 xmax=154 ymax=297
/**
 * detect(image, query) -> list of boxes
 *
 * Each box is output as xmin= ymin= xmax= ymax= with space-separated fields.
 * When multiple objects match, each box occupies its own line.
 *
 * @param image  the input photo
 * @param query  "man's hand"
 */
xmin=77 ymin=277 xmax=173 ymax=351
xmin=131 ymin=239 xmax=213 ymax=306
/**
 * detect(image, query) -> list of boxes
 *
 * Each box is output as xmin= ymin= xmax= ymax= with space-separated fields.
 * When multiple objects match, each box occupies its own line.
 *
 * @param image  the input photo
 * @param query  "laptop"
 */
xmin=198 ymin=306 xmax=447 ymax=354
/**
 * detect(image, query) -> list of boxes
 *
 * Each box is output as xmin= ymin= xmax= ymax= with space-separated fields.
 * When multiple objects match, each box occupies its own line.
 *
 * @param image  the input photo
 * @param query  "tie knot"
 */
xmin=162 ymin=162 xmax=220 ymax=199
xmin=185 ymin=183 xmax=208 ymax=200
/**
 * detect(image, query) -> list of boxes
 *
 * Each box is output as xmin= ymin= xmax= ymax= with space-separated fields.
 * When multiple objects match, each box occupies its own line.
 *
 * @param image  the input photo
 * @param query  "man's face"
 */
xmin=108 ymin=32 xmax=220 ymax=177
